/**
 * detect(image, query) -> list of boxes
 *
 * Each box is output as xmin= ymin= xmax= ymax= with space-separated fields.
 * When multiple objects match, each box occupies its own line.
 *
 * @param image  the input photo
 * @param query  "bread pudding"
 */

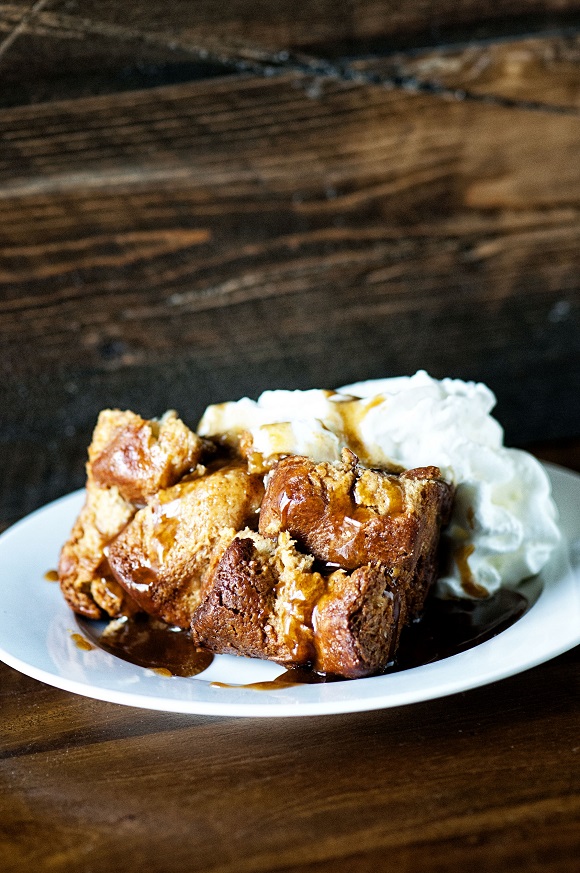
xmin=58 ymin=406 xmax=452 ymax=678
xmin=58 ymin=373 xmax=560 ymax=679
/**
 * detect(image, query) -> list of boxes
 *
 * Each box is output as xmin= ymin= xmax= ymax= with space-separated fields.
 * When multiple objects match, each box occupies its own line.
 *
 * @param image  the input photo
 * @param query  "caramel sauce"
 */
xmin=335 ymin=397 xmax=385 ymax=467
xmin=152 ymin=511 xmax=180 ymax=561
xmin=211 ymin=587 xmax=529 ymax=689
xmin=274 ymin=462 xmax=404 ymax=569
xmin=392 ymin=588 xmax=529 ymax=670
xmin=355 ymin=471 xmax=404 ymax=515
xmin=455 ymin=543 xmax=489 ymax=598
xmin=78 ymin=614 xmax=214 ymax=677
xmin=466 ymin=505 xmax=476 ymax=530
xmin=127 ymin=564 xmax=159 ymax=592
xmin=197 ymin=457 xmax=248 ymax=476
xmin=211 ymin=666 xmax=330 ymax=690
xmin=75 ymin=589 xmax=528 ymax=687
xmin=92 ymin=557 xmax=138 ymax=614
xmin=324 ymin=508 xmax=376 ymax=567
xmin=71 ymin=632 xmax=94 ymax=651
xmin=276 ymin=569 xmax=326 ymax=661
xmin=44 ymin=569 xmax=59 ymax=582
xmin=384 ymin=481 xmax=404 ymax=514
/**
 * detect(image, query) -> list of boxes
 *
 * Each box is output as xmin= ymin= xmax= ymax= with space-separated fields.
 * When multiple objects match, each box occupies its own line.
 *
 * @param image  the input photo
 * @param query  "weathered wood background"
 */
xmin=1 ymin=1 xmax=579 ymax=530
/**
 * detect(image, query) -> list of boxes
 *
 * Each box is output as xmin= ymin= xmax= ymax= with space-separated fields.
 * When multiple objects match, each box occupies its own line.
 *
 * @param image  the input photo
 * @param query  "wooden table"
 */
xmin=1 ymin=3 xmax=579 ymax=871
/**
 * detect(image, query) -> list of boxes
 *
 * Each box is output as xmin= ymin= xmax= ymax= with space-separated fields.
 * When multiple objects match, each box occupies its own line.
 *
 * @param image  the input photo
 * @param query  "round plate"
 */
xmin=0 ymin=464 xmax=578 ymax=717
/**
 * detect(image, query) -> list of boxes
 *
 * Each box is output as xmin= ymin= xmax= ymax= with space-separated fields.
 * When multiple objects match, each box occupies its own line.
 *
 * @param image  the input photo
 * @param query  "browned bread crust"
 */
xmin=190 ymin=531 xmax=409 ymax=678
xmin=58 ymin=409 xmax=204 ymax=618
xmin=310 ymin=563 xmax=405 ymax=678
xmin=59 ymin=408 xmax=453 ymax=678
xmin=191 ymin=458 xmax=453 ymax=677
xmin=106 ymin=464 xmax=264 ymax=628
xmin=190 ymin=535 xmax=283 ymax=660
xmin=259 ymin=451 xmax=452 ymax=615
xmin=90 ymin=409 xmax=203 ymax=503
xmin=191 ymin=531 xmax=325 ymax=663
xmin=58 ymin=479 xmax=137 ymax=619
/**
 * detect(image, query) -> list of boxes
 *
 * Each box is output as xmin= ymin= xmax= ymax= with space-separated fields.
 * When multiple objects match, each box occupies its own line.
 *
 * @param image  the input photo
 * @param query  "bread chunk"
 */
xmin=106 ymin=464 xmax=264 ymax=628
xmin=190 ymin=531 xmax=409 ymax=678
xmin=90 ymin=409 xmax=203 ymax=503
xmin=59 ymin=405 xmax=453 ymax=678
xmin=191 ymin=531 xmax=325 ymax=663
xmin=191 ymin=456 xmax=453 ymax=677
xmin=259 ymin=450 xmax=452 ymax=616
xmin=190 ymin=534 xmax=283 ymax=661
xmin=58 ymin=479 xmax=137 ymax=618
xmin=312 ymin=564 xmax=407 ymax=678
xmin=58 ymin=408 xmax=204 ymax=618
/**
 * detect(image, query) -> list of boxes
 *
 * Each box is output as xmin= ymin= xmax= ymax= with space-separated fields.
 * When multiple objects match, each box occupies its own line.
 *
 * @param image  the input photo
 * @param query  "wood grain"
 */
xmin=0 ymin=646 xmax=578 ymax=873
xmin=4 ymin=0 xmax=580 ymax=61
xmin=1 ymin=73 xmax=579 ymax=455
xmin=4 ymin=2 xmax=580 ymax=107
xmin=353 ymin=34 xmax=580 ymax=109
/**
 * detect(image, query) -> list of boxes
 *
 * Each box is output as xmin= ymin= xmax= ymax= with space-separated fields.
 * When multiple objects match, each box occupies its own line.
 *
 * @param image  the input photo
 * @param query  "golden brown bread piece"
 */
xmin=58 ymin=479 xmax=137 ymax=619
xmin=190 ymin=531 xmax=408 ymax=678
xmin=312 ymin=563 xmax=407 ymax=678
xmin=259 ymin=449 xmax=452 ymax=615
xmin=58 ymin=409 xmax=204 ymax=618
xmin=191 ymin=459 xmax=453 ymax=677
xmin=190 ymin=531 xmax=326 ymax=664
xmin=90 ymin=409 xmax=203 ymax=503
xmin=58 ymin=405 xmax=453 ymax=677
xmin=106 ymin=464 xmax=265 ymax=628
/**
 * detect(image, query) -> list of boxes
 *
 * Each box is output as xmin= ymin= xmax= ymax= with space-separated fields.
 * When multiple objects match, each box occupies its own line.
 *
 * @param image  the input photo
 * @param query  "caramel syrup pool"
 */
xmin=76 ymin=587 xmax=530 ymax=685
xmin=77 ymin=614 xmax=214 ymax=677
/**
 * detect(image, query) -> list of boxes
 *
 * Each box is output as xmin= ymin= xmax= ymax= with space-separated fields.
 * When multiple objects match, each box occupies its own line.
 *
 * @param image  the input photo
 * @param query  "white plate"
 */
xmin=0 ymin=464 xmax=579 ymax=717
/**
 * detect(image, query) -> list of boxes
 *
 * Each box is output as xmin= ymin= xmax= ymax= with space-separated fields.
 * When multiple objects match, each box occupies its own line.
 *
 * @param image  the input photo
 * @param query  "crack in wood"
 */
xmin=1 ymin=6 xmax=580 ymax=116
xmin=0 ymin=0 xmax=50 ymax=60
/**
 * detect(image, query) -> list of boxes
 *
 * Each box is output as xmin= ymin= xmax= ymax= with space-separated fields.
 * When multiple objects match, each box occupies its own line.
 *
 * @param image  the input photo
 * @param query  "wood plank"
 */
xmin=1 ymin=646 xmax=578 ymax=872
xmin=4 ymin=2 xmax=580 ymax=108
xmin=0 ymin=75 xmax=578 ymax=459
xmin=0 ymin=664 xmax=200 ymax=760
xmin=353 ymin=34 xmax=580 ymax=109
xmin=0 ymin=10 xmax=578 ymax=873
xmin=5 ymin=0 xmax=580 ymax=58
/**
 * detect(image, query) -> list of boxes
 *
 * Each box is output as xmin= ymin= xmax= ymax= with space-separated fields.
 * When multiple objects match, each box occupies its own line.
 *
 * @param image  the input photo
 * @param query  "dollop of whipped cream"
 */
xmin=198 ymin=371 xmax=560 ymax=598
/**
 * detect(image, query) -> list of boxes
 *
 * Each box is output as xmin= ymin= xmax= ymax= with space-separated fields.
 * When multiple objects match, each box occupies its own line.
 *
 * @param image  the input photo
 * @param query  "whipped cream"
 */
xmin=198 ymin=371 xmax=561 ymax=598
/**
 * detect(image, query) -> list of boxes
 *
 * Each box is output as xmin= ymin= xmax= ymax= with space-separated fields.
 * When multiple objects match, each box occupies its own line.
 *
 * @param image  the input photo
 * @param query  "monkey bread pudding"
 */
xmin=58 ymin=373 xmax=560 ymax=680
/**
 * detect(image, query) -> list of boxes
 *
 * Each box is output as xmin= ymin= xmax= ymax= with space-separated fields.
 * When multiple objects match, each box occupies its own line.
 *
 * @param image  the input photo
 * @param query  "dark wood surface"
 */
xmin=1 ymin=644 xmax=579 ymax=873
xmin=0 ymin=3 xmax=579 ymax=871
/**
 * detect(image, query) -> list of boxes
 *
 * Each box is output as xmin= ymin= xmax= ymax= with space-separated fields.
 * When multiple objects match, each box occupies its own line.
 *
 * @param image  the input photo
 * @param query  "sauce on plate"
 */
xmin=77 ymin=587 xmax=528 ymax=685
xmin=78 ymin=614 xmax=214 ymax=677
